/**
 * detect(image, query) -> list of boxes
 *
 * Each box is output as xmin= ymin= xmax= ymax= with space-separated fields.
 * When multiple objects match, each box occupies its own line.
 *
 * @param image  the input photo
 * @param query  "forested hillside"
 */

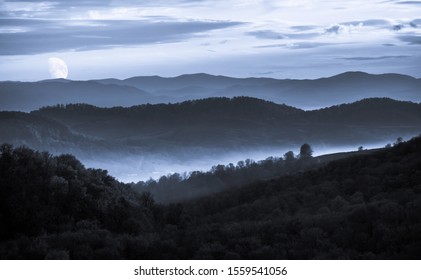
xmin=1 ymin=97 xmax=417 ymax=152
xmin=132 ymin=146 xmax=376 ymax=203
xmin=1 ymin=136 xmax=420 ymax=259
xmin=178 ymin=137 xmax=421 ymax=259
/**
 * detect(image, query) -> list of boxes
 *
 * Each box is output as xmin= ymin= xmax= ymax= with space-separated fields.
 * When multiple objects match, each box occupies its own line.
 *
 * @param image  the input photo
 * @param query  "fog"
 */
xmin=82 ymin=147 xmax=287 ymax=183
xmin=81 ymin=141 xmax=394 ymax=183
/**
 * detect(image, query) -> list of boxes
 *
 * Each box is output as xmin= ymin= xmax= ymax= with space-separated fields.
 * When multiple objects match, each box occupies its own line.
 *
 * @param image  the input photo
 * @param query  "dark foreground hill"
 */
xmin=180 ymin=138 xmax=421 ymax=259
xmin=1 ymin=136 xmax=421 ymax=259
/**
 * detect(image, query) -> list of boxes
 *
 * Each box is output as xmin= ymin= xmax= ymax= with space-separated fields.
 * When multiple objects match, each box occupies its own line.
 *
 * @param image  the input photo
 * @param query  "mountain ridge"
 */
xmin=1 ymin=71 xmax=420 ymax=111
xmin=1 ymin=96 xmax=419 ymax=153
xmin=0 ymin=79 xmax=161 ymax=112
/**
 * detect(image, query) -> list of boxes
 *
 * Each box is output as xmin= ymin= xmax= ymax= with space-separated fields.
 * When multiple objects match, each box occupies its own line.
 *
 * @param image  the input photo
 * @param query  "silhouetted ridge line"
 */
xmin=2 ymin=71 xmax=420 ymax=111
xmin=0 ymin=97 xmax=418 ymax=155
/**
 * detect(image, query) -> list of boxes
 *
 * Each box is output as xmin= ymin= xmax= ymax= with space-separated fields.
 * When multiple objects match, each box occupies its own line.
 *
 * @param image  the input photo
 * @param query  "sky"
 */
xmin=0 ymin=0 xmax=420 ymax=81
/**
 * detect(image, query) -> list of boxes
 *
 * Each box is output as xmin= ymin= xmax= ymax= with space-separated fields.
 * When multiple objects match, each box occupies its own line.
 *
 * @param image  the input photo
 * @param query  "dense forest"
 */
xmin=132 ymin=145 xmax=376 ymax=203
xmin=1 ymin=136 xmax=421 ymax=259
xmin=4 ymin=96 xmax=419 ymax=185
xmin=2 ymin=97 xmax=420 ymax=154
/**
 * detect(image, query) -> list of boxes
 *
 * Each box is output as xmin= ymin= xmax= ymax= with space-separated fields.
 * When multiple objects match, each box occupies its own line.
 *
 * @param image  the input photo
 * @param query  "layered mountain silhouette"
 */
xmin=0 ymin=79 xmax=159 ymax=112
xmin=1 ymin=72 xmax=420 ymax=111
xmin=1 ymin=97 xmax=420 ymax=155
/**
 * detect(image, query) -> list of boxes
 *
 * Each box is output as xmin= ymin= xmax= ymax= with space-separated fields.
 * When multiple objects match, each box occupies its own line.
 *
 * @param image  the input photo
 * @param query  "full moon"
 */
xmin=48 ymin=57 xmax=68 ymax=79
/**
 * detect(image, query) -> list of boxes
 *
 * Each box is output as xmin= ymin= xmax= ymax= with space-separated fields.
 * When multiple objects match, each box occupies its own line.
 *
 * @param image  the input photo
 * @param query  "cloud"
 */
xmin=393 ymin=24 xmax=405 ymax=31
xmin=324 ymin=23 xmax=365 ymax=35
xmin=339 ymin=55 xmax=411 ymax=60
xmin=256 ymin=42 xmax=333 ymax=49
xmin=1 ymin=0 xmax=421 ymax=81
xmin=290 ymin=25 xmax=319 ymax=31
xmin=342 ymin=19 xmax=391 ymax=27
xmin=247 ymin=29 xmax=319 ymax=40
xmin=388 ymin=20 xmax=421 ymax=30
xmin=0 ymin=0 xmax=208 ymax=12
xmin=395 ymin=1 xmax=421 ymax=5
xmin=325 ymin=24 xmax=343 ymax=34
xmin=287 ymin=42 xmax=334 ymax=49
xmin=246 ymin=30 xmax=286 ymax=40
xmin=325 ymin=19 xmax=419 ymax=34
xmin=1 ymin=0 xmax=202 ymax=6
xmin=398 ymin=35 xmax=421 ymax=44
xmin=0 ymin=0 xmax=210 ymax=20
xmin=0 ymin=19 xmax=242 ymax=55
xmin=412 ymin=18 xmax=421 ymax=25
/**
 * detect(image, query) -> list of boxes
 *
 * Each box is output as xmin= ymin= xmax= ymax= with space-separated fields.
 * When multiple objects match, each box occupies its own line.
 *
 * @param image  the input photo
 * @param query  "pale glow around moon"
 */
xmin=48 ymin=57 xmax=68 ymax=79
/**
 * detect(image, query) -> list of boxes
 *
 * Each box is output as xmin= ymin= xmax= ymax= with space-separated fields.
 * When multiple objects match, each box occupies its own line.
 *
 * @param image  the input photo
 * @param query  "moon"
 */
xmin=48 ymin=57 xmax=68 ymax=79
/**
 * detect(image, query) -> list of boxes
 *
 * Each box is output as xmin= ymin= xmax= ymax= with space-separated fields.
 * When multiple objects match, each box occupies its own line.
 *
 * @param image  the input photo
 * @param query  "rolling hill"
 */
xmin=29 ymin=97 xmax=421 ymax=149
xmin=1 ymin=72 xmax=420 ymax=111
xmin=0 ymin=79 xmax=160 ymax=112
xmin=0 ymin=97 xmax=419 ymax=153
xmin=1 ymin=133 xmax=420 ymax=259
xmin=1 ymin=96 xmax=419 ymax=182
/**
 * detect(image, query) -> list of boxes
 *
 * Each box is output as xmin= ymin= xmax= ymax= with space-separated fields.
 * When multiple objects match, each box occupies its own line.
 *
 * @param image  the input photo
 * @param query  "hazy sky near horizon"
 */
xmin=0 ymin=0 xmax=420 ymax=81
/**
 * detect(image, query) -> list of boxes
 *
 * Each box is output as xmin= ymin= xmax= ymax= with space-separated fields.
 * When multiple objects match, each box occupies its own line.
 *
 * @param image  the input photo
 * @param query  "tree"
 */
xmin=139 ymin=191 xmax=155 ymax=208
xmin=395 ymin=137 xmax=403 ymax=146
xmin=284 ymin=151 xmax=295 ymax=163
xmin=299 ymin=143 xmax=313 ymax=159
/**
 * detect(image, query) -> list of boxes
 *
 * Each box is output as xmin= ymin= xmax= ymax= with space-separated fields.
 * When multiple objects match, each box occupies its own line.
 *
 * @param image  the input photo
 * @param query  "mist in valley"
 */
xmin=80 ymin=139 xmax=398 ymax=183
xmin=2 ymin=95 xmax=419 ymax=187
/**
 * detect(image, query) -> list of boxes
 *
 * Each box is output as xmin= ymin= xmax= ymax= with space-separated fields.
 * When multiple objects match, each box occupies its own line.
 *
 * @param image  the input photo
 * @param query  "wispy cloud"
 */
xmin=339 ymin=55 xmax=411 ymax=60
xmin=256 ymin=42 xmax=334 ymax=49
xmin=395 ymin=1 xmax=421 ymax=5
xmin=246 ymin=30 xmax=286 ymax=40
xmin=398 ymin=35 xmax=421 ymax=44
xmin=0 ymin=19 xmax=242 ymax=55
xmin=0 ymin=0 xmax=420 ymax=80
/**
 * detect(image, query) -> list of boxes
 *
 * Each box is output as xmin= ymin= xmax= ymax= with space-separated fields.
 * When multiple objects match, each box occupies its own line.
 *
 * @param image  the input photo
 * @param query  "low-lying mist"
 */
xmin=80 ymin=140 xmax=395 ymax=183
xmin=82 ymin=147 xmax=286 ymax=183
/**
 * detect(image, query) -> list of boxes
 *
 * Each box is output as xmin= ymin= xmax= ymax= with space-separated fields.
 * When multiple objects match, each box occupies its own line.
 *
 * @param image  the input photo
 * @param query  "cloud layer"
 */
xmin=0 ymin=0 xmax=420 ymax=80
xmin=0 ymin=19 xmax=241 ymax=55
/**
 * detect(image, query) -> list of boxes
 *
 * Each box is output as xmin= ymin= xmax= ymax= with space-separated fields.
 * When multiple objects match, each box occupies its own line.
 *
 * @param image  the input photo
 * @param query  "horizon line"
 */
xmin=1 ymin=70 xmax=420 ymax=83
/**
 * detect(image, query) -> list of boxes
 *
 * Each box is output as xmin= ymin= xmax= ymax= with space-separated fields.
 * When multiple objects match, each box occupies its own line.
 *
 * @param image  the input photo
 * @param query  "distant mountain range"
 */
xmin=1 ymin=72 xmax=420 ymax=111
xmin=1 ymin=97 xmax=420 ymax=156
xmin=0 ymin=79 xmax=159 ymax=112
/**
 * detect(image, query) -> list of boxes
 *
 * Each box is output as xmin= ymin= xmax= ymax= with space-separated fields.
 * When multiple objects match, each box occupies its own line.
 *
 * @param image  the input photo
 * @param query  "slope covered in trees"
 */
xmin=0 ymin=144 xmax=155 ymax=259
xmin=177 ymin=137 xmax=421 ymax=259
xmin=132 ymin=144 xmax=372 ymax=203
xmin=2 ymin=97 xmax=419 ymax=182
xmin=0 ymin=111 xmax=109 ymax=156
xmin=32 ymin=97 xmax=303 ymax=146
xmin=1 ymin=136 xmax=421 ymax=259
xmin=10 ymin=97 xmax=421 ymax=151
